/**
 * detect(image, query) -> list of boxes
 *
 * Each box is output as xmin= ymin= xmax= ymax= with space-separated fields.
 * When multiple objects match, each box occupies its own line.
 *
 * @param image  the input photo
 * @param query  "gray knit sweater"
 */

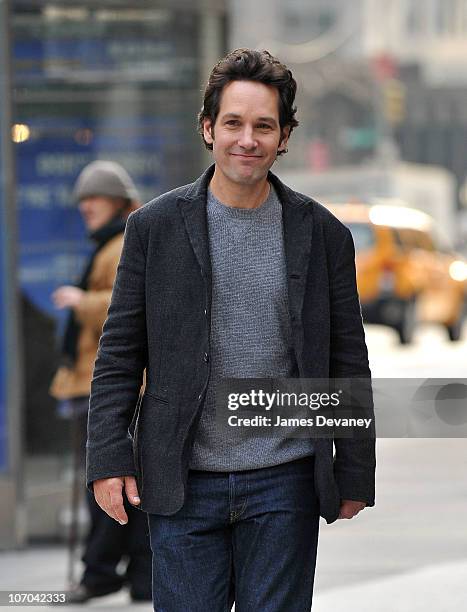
xmin=189 ymin=185 xmax=314 ymax=471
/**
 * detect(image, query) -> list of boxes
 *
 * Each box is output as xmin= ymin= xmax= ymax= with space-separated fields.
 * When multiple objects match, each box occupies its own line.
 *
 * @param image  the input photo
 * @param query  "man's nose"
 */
xmin=237 ymin=126 xmax=257 ymax=149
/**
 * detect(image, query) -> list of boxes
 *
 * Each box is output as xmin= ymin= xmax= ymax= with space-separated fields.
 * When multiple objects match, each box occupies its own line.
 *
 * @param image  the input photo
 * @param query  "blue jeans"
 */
xmin=147 ymin=456 xmax=320 ymax=611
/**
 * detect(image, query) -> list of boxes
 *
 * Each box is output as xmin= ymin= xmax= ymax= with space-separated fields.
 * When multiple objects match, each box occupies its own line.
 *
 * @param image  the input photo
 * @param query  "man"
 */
xmin=50 ymin=161 xmax=152 ymax=603
xmin=87 ymin=49 xmax=376 ymax=611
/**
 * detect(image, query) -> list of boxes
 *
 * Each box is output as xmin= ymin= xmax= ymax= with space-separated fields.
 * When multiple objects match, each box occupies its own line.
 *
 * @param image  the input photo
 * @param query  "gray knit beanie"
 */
xmin=73 ymin=160 xmax=140 ymax=203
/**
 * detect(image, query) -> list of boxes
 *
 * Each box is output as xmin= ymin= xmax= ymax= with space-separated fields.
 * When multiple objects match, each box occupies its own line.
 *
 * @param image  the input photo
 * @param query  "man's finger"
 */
xmin=93 ymin=477 xmax=128 ymax=523
xmin=93 ymin=489 xmax=106 ymax=513
xmin=338 ymin=500 xmax=365 ymax=519
xmin=92 ymin=482 xmax=109 ymax=514
xmin=124 ymin=476 xmax=141 ymax=506
xmin=109 ymin=487 xmax=128 ymax=525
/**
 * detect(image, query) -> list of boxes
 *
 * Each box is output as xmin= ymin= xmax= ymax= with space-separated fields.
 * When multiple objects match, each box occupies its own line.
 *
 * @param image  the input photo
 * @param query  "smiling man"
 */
xmin=87 ymin=49 xmax=376 ymax=611
xmin=203 ymin=80 xmax=288 ymax=196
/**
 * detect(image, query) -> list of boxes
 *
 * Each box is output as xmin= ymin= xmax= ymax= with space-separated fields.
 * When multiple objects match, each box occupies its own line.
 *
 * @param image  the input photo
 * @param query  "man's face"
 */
xmin=79 ymin=196 xmax=119 ymax=232
xmin=203 ymin=80 xmax=290 ymax=187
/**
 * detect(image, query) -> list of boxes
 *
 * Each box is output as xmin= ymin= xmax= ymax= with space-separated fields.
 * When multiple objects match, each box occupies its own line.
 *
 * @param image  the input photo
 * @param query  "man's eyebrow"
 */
xmin=257 ymin=116 xmax=278 ymax=125
xmin=220 ymin=113 xmax=278 ymax=125
xmin=221 ymin=113 xmax=241 ymax=120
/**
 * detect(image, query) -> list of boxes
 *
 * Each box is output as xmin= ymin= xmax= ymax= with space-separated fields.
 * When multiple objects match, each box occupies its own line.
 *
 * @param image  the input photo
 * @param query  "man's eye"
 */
xmin=258 ymin=124 xmax=272 ymax=129
xmin=226 ymin=120 xmax=239 ymax=126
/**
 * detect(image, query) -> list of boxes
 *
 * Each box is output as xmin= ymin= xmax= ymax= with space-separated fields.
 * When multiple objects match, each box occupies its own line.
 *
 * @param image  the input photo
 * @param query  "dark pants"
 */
xmin=82 ymin=489 xmax=152 ymax=598
xmin=148 ymin=456 xmax=320 ymax=612
xmin=71 ymin=403 xmax=152 ymax=598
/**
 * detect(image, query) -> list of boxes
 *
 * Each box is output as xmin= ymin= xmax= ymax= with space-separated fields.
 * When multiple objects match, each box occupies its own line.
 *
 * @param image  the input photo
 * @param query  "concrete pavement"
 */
xmin=0 ymin=544 xmax=148 ymax=610
xmin=313 ymin=560 xmax=467 ymax=611
xmin=1 ymin=438 xmax=466 ymax=611
xmin=0 ymin=543 xmax=466 ymax=611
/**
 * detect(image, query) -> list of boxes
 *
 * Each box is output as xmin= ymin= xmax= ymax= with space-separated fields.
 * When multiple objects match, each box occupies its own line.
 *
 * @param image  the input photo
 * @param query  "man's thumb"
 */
xmin=124 ymin=476 xmax=140 ymax=505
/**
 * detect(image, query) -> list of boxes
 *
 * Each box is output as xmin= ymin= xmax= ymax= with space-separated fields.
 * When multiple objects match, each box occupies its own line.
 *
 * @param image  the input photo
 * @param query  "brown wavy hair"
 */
xmin=197 ymin=48 xmax=299 ymax=156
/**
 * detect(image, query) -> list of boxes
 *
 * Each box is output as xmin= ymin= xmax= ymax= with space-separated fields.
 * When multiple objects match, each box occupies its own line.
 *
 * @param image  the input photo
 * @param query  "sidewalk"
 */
xmin=313 ymin=560 xmax=467 ymax=611
xmin=0 ymin=544 xmax=466 ymax=611
xmin=0 ymin=545 xmax=150 ymax=611
xmin=2 ymin=439 xmax=466 ymax=610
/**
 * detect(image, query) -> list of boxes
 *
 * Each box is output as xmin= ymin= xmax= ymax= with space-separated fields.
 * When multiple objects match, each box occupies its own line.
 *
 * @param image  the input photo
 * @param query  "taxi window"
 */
xmin=346 ymin=223 xmax=375 ymax=252
xmin=414 ymin=230 xmax=435 ymax=251
xmin=392 ymin=228 xmax=405 ymax=248
xmin=397 ymin=228 xmax=422 ymax=250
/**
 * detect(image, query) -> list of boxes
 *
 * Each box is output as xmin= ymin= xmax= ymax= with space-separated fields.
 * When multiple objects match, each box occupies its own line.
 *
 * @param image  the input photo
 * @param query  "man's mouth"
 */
xmin=230 ymin=153 xmax=262 ymax=158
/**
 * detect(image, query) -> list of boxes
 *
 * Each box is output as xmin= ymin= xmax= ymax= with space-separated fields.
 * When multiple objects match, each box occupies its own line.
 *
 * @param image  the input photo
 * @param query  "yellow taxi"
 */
xmin=326 ymin=202 xmax=467 ymax=344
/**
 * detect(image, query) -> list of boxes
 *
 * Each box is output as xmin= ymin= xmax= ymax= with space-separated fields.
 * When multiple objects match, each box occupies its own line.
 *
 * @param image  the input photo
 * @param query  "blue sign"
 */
xmin=14 ymin=114 xmax=179 ymax=324
xmin=12 ymin=15 xmax=200 ymax=323
xmin=13 ymin=13 xmax=198 ymax=86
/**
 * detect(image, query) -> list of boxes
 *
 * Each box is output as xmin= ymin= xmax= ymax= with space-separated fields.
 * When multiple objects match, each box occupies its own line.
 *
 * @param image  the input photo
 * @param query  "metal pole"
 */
xmin=0 ymin=0 xmax=25 ymax=549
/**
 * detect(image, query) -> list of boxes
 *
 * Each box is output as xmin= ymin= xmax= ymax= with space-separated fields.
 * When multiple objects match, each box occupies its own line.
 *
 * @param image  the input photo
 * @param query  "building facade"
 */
xmin=2 ymin=0 xmax=226 ymax=544
xmin=229 ymin=0 xmax=467 ymax=216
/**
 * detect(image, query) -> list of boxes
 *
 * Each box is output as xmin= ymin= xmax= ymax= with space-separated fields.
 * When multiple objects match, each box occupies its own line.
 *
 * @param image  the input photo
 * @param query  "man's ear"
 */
xmin=203 ymin=118 xmax=214 ymax=145
xmin=277 ymin=125 xmax=291 ymax=153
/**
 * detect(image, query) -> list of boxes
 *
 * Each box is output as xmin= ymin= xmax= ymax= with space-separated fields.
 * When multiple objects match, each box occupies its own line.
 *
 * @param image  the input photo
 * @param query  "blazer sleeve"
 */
xmin=329 ymin=227 xmax=376 ymax=507
xmin=86 ymin=213 xmax=147 ymax=489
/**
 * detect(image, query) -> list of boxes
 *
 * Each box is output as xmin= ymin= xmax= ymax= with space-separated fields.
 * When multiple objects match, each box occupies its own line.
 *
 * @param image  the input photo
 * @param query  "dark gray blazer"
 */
xmin=86 ymin=164 xmax=376 ymax=524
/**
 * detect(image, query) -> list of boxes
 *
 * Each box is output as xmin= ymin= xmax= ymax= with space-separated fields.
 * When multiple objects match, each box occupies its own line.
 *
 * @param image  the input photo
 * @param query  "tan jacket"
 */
xmin=50 ymin=234 xmax=124 ymax=400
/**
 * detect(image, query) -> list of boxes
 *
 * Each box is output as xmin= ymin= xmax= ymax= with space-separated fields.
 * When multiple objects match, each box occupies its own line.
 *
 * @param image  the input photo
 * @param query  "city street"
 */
xmin=2 ymin=1 xmax=467 ymax=610
xmin=0 ymin=322 xmax=466 ymax=611
xmin=366 ymin=322 xmax=467 ymax=378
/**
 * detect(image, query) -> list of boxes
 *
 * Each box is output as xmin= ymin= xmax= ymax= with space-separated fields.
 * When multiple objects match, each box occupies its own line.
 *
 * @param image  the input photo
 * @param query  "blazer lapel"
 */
xmin=269 ymin=173 xmax=314 ymax=326
xmin=177 ymin=165 xmax=214 ymax=293
xmin=177 ymin=165 xmax=314 ymax=327
xmin=283 ymin=202 xmax=313 ymax=325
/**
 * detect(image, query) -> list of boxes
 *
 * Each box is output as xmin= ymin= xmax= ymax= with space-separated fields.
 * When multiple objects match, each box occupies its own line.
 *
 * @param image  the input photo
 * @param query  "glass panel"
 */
xmin=13 ymin=3 xmax=202 ymax=321
xmin=11 ymin=1 xmax=205 ymax=455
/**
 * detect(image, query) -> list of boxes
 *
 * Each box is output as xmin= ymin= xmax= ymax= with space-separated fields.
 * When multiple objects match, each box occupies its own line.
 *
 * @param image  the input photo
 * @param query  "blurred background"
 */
xmin=0 ymin=0 xmax=466 ymax=609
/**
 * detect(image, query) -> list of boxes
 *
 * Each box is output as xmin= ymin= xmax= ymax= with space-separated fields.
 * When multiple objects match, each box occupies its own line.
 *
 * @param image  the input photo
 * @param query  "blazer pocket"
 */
xmin=129 ymin=394 xmax=143 ymax=483
xmin=139 ymin=391 xmax=180 ymax=456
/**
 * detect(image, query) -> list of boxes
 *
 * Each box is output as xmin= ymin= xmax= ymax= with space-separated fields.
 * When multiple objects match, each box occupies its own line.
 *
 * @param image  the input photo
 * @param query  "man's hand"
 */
xmin=338 ymin=499 xmax=366 ymax=519
xmin=52 ymin=286 xmax=85 ymax=309
xmin=93 ymin=476 xmax=140 ymax=525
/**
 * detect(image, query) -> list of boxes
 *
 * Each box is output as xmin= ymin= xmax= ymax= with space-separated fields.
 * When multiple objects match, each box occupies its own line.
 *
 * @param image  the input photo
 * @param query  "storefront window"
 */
xmin=10 ymin=2 xmax=209 ymax=455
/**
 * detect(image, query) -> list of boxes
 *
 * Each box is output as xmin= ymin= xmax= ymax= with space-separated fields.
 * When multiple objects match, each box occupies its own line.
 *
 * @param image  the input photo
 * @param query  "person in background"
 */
xmin=49 ymin=161 xmax=152 ymax=604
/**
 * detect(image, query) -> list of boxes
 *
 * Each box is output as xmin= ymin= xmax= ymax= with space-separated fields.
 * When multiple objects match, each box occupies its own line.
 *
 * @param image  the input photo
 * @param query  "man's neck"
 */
xmin=208 ymin=168 xmax=270 ymax=209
